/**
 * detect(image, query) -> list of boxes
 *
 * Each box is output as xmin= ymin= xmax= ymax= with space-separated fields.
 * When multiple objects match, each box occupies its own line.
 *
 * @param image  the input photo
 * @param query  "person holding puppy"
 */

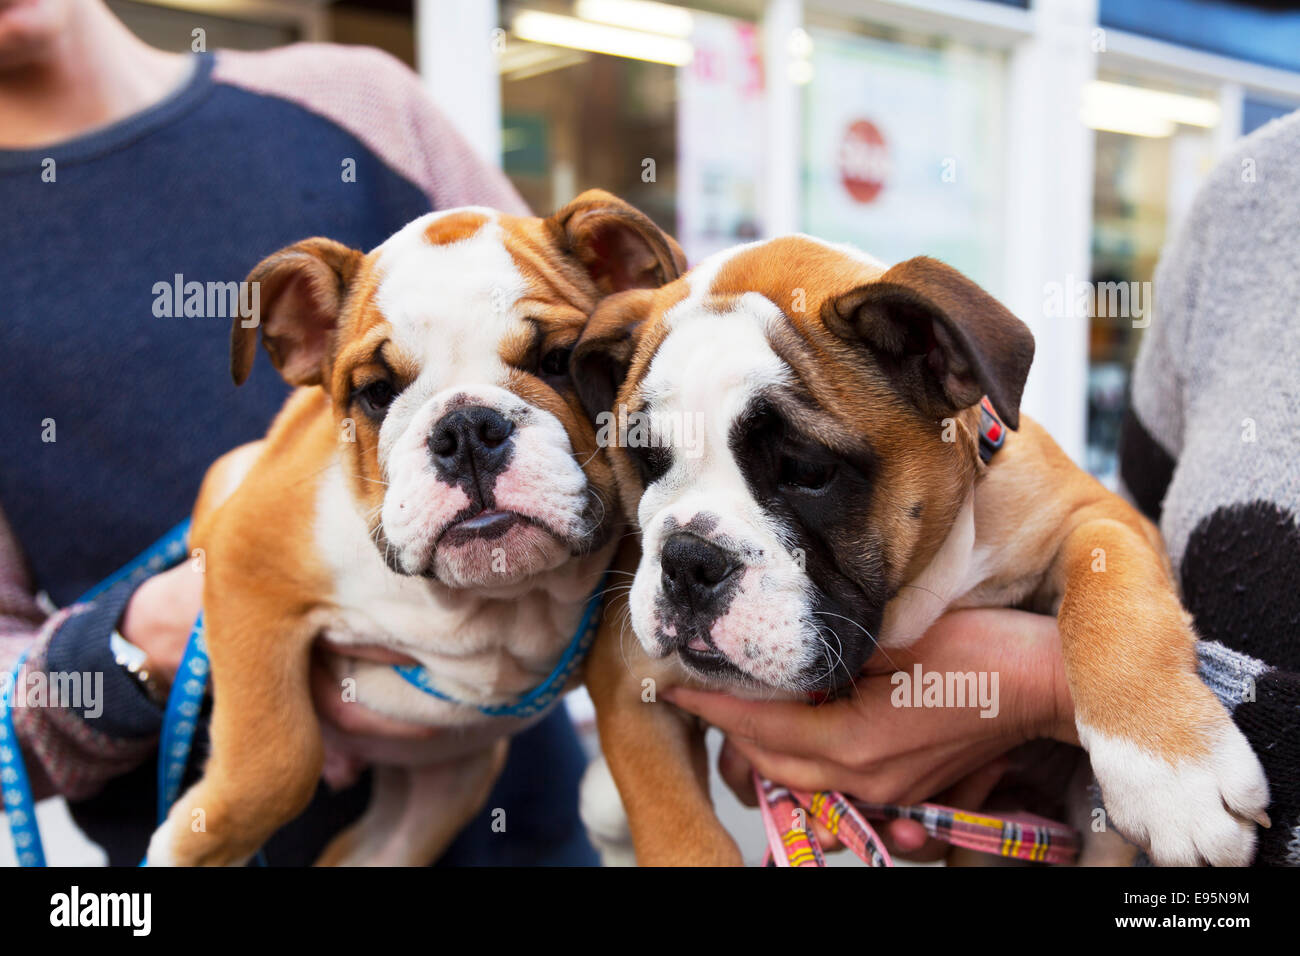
xmin=666 ymin=111 xmax=1300 ymax=867
xmin=0 ymin=0 xmax=595 ymax=865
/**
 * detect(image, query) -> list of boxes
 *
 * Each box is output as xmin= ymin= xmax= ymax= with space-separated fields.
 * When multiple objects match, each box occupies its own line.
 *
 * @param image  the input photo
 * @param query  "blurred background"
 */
xmin=9 ymin=0 xmax=1294 ymax=866
xmin=107 ymin=0 xmax=1300 ymax=484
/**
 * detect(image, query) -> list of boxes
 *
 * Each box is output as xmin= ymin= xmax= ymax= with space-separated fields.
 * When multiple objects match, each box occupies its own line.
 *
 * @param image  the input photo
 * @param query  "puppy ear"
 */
xmin=821 ymin=256 xmax=1035 ymax=429
xmin=572 ymin=287 xmax=657 ymax=424
xmin=232 ymin=238 xmax=363 ymax=387
xmin=548 ymin=189 xmax=686 ymax=295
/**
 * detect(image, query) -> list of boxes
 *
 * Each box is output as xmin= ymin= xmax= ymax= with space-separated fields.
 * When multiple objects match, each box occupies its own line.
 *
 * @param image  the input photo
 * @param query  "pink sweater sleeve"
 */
xmin=213 ymin=43 xmax=530 ymax=216
xmin=0 ymin=508 xmax=155 ymax=801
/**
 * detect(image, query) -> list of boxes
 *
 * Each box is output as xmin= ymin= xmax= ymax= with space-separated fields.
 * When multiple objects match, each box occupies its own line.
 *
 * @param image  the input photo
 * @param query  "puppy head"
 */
xmin=233 ymin=191 xmax=684 ymax=589
xmin=575 ymin=237 xmax=1033 ymax=692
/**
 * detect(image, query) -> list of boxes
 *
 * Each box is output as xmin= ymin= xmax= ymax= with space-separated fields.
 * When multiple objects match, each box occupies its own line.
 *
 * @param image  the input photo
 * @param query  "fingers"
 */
xmin=320 ymin=744 xmax=366 ymax=791
xmin=724 ymin=735 xmax=844 ymax=795
xmin=720 ymin=740 xmax=846 ymax=852
xmin=884 ymin=819 xmax=936 ymax=855
xmin=810 ymin=817 xmax=842 ymax=852
xmin=121 ymin=561 xmax=207 ymax=680
xmin=717 ymin=738 xmax=757 ymax=806
xmin=663 ymin=686 xmax=863 ymax=760
xmin=310 ymin=648 xmax=437 ymax=740
xmin=317 ymin=637 xmax=422 ymax=667
xmin=940 ymin=757 xmax=1009 ymax=811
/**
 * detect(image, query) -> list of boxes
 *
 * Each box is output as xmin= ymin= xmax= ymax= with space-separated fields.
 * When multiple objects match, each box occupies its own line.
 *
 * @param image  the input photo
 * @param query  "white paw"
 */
xmin=143 ymin=813 xmax=178 ymax=867
xmin=1079 ymin=721 xmax=1269 ymax=867
xmin=578 ymin=756 xmax=636 ymax=867
xmin=144 ymin=802 xmax=254 ymax=867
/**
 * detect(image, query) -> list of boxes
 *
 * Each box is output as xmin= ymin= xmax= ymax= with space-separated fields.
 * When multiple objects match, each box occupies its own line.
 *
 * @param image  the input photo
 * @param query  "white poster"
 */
xmin=802 ymin=31 xmax=1005 ymax=291
xmin=676 ymin=13 xmax=765 ymax=264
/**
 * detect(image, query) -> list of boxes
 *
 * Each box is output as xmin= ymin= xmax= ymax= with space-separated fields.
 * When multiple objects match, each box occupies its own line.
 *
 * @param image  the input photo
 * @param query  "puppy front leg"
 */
xmin=1052 ymin=512 xmax=1269 ymax=866
xmin=315 ymin=742 xmax=508 ymax=866
xmin=590 ymin=661 xmax=739 ymax=865
xmin=146 ymin=607 xmax=323 ymax=866
xmin=586 ymin=542 xmax=741 ymax=866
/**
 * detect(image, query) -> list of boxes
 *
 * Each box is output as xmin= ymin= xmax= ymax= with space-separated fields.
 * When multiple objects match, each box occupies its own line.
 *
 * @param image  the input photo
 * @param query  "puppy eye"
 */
xmin=539 ymin=347 xmax=572 ymax=378
xmin=778 ymin=454 xmax=835 ymax=492
xmin=357 ymin=380 xmax=396 ymax=418
xmin=630 ymin=445 xmax=671 ymax=484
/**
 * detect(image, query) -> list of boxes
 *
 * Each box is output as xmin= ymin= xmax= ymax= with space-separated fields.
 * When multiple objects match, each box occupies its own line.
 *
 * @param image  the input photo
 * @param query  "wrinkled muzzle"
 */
xmin=378 ymin=385 xmax=592 ymax=588
xmin=629 ymin=504 xmax=831 ymax=690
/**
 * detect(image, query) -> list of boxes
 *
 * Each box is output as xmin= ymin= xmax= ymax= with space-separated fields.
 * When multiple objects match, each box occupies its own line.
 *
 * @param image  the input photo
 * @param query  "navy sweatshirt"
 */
xmin=0 ymin=45 xmax=596 ymax=866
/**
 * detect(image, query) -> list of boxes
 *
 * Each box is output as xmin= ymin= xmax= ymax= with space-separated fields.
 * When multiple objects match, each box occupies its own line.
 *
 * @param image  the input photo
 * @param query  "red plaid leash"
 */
xmin=755 ymin=770 xmax=1079 ymax=866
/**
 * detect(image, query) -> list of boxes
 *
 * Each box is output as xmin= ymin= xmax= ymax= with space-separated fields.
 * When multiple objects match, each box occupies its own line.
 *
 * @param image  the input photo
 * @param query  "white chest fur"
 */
xmin=877 ymin=490 xmax=1048 ymax=649
xmin=310 ymin=460 xmax=604 ymax=727
xmin=878 ymin=496 xmax=983 ymax=648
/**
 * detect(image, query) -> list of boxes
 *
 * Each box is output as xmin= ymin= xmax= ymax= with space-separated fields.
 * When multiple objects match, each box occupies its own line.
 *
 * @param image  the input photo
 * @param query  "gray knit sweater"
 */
xmin=1121 ymin=109 xmax=1300 ymax=866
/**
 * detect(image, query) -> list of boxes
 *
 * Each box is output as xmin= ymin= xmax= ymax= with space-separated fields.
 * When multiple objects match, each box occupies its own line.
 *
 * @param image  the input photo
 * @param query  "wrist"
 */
xmin=119 ymin=571 xmax=192 ymax=683
xmin=995 ymin=611 xmax=1078 ymax=746
xmin=109 ymin=628 xmax=171 ymax=706
xmin=44 ymin=578 xmax=166 ymax=737
xmin=1045 ymin=649 xmax=1079 ymax=746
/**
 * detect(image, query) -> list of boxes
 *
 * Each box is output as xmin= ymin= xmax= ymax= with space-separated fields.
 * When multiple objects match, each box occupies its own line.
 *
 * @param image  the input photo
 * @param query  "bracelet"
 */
xmin=110 ymin=629 xmax=170 ymax=707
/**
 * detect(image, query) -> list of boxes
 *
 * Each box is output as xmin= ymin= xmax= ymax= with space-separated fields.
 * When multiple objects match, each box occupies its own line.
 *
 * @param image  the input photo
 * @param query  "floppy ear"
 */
xmin=548 ymin=189 xmax=686 ymax=295
xmin=572 ymin=287 xmax=657 ymax=424
xmin=821 ymin=256 xmax=1035 ymax=428
xmin=232 ymin=237 xmax=363 ymax=387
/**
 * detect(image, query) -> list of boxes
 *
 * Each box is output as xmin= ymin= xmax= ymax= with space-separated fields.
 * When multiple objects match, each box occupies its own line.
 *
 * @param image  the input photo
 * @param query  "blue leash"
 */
xmin=3 ymin=519 xmax=192 ymax=866
xmin=0 ymin=647 xmax=43 ymax=866
xmin=3 ymin=521 xmax=606 ymax=866
xmin=394 ymin=571 xmax=609 ymax=718
xmin=142 ymin=610 xmax=267 ymax=867
xmin=156 ymin=612 xmax=209 ymax=828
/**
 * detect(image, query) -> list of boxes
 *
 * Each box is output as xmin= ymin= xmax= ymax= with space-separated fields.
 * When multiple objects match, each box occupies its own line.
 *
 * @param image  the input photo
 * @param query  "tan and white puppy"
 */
xmin=578 ymin=236 xmax=1270 ymax=867
xmin=146 ymin=191 xmax=684 ymax=866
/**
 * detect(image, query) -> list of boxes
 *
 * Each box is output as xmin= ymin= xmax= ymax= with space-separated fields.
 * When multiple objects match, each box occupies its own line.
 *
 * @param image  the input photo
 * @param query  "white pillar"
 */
xmin=415 ymin=0 xmax=503 ymax=167
xmin=1000 ymin=0 xmax=1098 ymax=464
xmin=761 ymin=0 xmax=803 ymax=236
xmin=1214 ymin=82 xmax=1245 ymax=156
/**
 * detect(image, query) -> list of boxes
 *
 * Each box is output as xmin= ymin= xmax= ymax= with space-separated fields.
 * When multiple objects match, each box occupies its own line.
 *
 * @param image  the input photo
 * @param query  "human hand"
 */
xmin=122 ymin=565 xmax=440 ymax=787
xmin=663 ymin=608 xmax=1077 ymax=858
xmin=310 ymin=639 xmax=442 ymax=789
xmin=119 ymin=561 xmax=204 ymax=683
xmin=310 ymin=638 xmax=439 ymax=740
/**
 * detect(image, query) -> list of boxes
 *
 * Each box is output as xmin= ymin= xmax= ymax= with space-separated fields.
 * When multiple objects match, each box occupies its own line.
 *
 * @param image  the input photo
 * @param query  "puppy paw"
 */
xmin=143 ymin=814 xmax=178 ymax=867
xmin=1079 ymin=720 xmax=1269 ymax=867
xmin=578 ymin=756 xmax=637 ymax=867
xmin=145 ymin=801 xmax=255 ymax=867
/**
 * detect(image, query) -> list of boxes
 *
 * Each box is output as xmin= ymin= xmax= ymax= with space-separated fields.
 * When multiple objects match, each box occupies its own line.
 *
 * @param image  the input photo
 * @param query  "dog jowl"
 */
xmin=576 ymin=238 xmax=1028 ymax=693
xmin=234 ymin=192 xmax=682 ymax=590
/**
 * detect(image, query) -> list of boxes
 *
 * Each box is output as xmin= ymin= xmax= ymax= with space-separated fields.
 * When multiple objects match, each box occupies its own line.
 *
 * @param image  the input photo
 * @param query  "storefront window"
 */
xmin=500 ymin=2 xmax=762 ymax=249
xmin=1086 ymin=76 xmax=1219 ymax=481
xmin=800 ymin=25 xmax=1006 ymax=294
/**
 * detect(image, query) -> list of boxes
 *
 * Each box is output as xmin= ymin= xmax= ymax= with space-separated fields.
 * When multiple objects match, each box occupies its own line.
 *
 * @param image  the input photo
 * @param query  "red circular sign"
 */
xmin=839 ymin=120 xmax=889 ymax=203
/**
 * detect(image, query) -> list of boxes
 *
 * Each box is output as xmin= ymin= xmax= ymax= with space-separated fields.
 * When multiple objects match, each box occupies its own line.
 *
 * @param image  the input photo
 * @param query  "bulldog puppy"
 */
xmin=146 ymin=191 xmax=684 ymax=866
xmin=576 ymin=237 xmax=1270 ymax=867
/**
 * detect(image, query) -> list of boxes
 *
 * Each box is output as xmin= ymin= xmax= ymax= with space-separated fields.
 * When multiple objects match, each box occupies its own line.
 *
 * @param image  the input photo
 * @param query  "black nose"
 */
xmin=660 ymin=533 xmax=739 ymax=612
xmin=429 ymin=406 xmax=515 ymax=478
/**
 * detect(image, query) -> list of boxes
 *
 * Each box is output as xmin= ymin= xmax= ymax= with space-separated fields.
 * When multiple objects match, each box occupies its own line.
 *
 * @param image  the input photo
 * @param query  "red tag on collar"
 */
xmin=978 ymin=397 xmax=1005 ymax=464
